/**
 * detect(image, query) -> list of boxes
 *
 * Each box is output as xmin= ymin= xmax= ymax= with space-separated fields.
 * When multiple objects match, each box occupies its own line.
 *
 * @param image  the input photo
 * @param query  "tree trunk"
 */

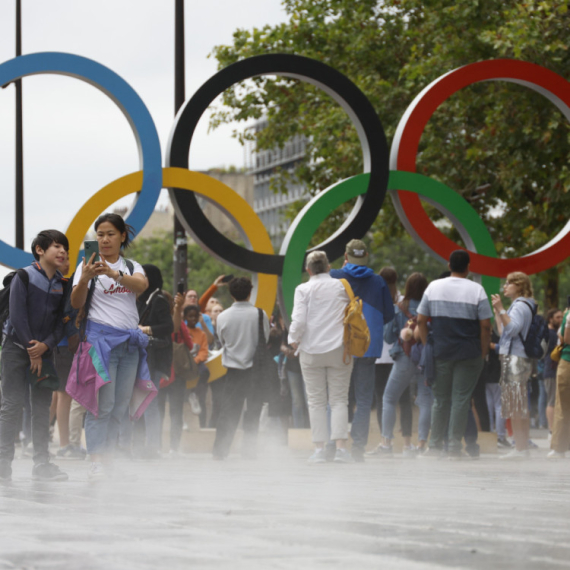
xmin=543 ymin=266 xmax=559 ymax=311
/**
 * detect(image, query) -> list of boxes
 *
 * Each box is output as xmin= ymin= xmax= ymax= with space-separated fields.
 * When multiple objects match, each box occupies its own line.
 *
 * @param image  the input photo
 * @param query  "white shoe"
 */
xmin=188 ymin=392 xmax=202 ymax=415
xmin=402 ymin=445 xmax=418 ymax=458
xmin=546 ymin=450 xmax=565 ymax=459
xmin=499 ymin=448 xmax=530 ymax=461
xmin=88 ymin=462 xmax=106 ymax=481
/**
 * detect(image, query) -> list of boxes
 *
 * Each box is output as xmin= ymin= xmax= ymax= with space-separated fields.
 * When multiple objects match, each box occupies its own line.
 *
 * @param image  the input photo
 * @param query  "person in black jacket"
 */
xmin=130 ymin=264 xmax=173 ymax=459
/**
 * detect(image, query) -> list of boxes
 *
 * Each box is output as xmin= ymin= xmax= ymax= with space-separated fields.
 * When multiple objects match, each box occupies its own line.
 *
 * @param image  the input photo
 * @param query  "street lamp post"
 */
xmin=173 ymin=0 xmax=188 ymax=295
xmin=15 ymin=0 xmax=24 ymax=250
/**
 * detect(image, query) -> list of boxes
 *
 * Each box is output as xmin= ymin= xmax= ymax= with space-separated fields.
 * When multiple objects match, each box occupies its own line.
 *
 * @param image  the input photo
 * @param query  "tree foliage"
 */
xmin=211 ymin=0 xmax=570 ymax=307
xmin=128 ymin=231 xmax=242 ymax=307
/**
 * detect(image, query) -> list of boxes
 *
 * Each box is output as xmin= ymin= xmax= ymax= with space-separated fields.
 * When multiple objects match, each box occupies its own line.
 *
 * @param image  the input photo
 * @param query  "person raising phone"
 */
xmin=70 ymin=213 xmax=149 ymax=480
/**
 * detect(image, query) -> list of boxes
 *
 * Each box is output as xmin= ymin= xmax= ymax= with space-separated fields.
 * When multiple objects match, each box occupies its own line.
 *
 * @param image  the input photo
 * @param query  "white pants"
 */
xmin=300 ymin=346 xmax=353 ymax=443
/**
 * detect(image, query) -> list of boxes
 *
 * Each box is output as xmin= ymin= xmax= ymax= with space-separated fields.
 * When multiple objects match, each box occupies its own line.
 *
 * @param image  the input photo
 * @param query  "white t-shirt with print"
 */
xmin=73 ymin=257 xmax=145 ymax=330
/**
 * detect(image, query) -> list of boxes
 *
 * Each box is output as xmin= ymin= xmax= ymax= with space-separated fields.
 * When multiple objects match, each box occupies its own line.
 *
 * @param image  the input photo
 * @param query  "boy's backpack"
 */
xmin=518 ymin=299 xmax=549 ymax=359
xmin=398 ymin=304 xmax=418 ymax=357
xmin=339 ymin=279 xmax=371 ymax=363
xmin=0 ymin=268 xmax=29 ymax=346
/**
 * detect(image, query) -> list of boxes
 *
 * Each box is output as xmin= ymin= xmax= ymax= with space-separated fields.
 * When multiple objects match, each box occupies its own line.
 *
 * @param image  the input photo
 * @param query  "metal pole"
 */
xmin=15 ymin=0 xmax=24 ymax=250
xmin=173 ymin=0 xmax=188 ymax=295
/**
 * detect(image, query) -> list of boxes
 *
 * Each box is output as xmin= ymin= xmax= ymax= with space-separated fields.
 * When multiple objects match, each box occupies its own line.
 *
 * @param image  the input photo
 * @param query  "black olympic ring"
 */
xmin=166 ymin=53 xmax=389 ymax=274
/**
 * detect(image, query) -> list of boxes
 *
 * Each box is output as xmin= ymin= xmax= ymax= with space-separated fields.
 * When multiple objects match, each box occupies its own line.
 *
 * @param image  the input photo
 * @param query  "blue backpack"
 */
xmin=518 ymin=299 xmax=549 ymax=359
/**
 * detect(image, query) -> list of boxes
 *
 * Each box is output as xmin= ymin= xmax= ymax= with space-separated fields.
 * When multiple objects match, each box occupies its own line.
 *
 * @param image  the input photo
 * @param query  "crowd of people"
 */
xmin=0 ymin=216 xmax=569 ymax=482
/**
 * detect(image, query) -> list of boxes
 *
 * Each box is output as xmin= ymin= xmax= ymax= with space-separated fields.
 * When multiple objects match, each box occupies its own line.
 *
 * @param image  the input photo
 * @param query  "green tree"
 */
xmin=211 ymin=0 xmax=570 ymax=308
xmin=128 ymin=231 xmax=245 ymax=307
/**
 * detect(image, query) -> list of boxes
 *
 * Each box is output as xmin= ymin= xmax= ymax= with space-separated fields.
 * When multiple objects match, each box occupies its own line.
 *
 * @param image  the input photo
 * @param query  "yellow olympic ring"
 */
xmin=65 ymin=166 xmax=278 ymax=384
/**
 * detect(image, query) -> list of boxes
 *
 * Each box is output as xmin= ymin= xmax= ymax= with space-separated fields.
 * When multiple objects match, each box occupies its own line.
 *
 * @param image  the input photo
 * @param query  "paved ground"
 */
xmin=1 ymin=435 xmax=569 ymax=570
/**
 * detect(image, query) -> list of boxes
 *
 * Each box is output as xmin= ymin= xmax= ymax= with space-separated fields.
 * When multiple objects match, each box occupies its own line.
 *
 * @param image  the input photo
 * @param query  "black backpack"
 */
xmin=518 ymin=299 xmax=549 ymax=359
xmin=0 ymin=269 xmax=29 ymax=346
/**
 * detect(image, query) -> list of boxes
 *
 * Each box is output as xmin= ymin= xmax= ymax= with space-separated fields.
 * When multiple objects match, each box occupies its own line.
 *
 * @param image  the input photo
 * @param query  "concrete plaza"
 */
xmin=1 ymin=435 xmax=569 ymax=570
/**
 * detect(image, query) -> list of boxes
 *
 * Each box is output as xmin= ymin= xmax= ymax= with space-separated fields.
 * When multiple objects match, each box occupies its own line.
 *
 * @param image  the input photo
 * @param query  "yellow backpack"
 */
xmin=339 ymin=279 xmax=371 ymax=363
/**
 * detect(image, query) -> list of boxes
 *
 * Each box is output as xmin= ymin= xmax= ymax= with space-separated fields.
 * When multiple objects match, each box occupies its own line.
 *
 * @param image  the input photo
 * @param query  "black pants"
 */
xmin=0 ymin=339 xmax=52 ymax=465
xmin=157 ymin=376 xmax=186 ymax=452
xmin=208 ymin=375 xmax=226 ymax=429
xmin=213 ymin=368 xmax=263 ymax=458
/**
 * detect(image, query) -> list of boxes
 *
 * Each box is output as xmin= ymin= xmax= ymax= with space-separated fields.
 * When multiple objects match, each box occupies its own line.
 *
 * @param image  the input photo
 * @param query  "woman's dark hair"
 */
xmin=31 ymin=230 xmax=69 ymax=260
xmin=138 ymin=264 xmax=163 ymax=305
xmin=400 ymin=272 xmax=428 ymax=314
xmin=94 ymin=213 xmax=135 ymax=249
xmin=379 ymin=266 xmax=398 ymax=304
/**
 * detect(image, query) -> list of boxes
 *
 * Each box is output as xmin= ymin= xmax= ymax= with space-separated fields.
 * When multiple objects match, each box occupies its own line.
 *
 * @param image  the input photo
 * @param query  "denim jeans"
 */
xmin=123 ymin=370 xmax=162 ymax=454
xmin=485 ymin=383 xmax=506 ymax=438
xmin=287 ymin=370 xmax=308 ymax=428
xmin=85 ymin=340 xmax=139 ymax=455
xmin=382 ymin=353 xmax=433 ymax=442
xmin=0 ymin=339 xmax=52 ymax=465
xmin=429 ymin=357 xmax=484 ymax=454
xmin=538 ymin=379 xmax=548 ymax=428
xmin=350 ymin=357 xmax=377 ymax=451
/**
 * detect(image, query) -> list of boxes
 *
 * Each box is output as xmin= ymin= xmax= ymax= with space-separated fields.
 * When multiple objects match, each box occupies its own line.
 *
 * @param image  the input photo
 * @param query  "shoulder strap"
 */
xmin=339 ymin=278 xmax=355 ymax=302
xmin=516 ymin=298 xmax=536 ymax=347
xmin=16 ymin=268 xmax=29 ymax=287
xmin=517 ymin=298 xmax=536 ymax=316
xmin=124 ymin=258 xmax=135 ymax=275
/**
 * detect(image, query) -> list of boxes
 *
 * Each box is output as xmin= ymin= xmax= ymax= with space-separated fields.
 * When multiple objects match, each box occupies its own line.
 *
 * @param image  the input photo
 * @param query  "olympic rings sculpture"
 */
xmin=2 ymin=52 xmax=570 ymax=339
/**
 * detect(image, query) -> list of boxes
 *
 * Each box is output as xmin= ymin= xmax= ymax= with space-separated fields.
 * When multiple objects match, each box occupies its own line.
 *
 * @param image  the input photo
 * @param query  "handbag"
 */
xmin=551 ymin=344 xmax=563 ymax=363
xmin=172 ymin=340 xmax=199 ymax=380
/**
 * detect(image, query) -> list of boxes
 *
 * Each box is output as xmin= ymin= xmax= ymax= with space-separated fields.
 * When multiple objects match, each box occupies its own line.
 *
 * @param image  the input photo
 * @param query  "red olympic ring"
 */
xmin=391 ymin=59 xmax=570 ymax=277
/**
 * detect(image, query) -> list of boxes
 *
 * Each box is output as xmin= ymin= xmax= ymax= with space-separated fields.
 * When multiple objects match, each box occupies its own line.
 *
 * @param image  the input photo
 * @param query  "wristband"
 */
xmin=116 ymin=270 xmax=124 ymax=283
xmin=499 ymin=309 xmax=507 ymax=315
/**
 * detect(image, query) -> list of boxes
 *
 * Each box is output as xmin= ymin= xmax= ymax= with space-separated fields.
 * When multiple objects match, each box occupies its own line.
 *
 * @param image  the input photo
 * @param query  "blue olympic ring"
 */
xmin=0 ymin=52 xmax=162 ymax=267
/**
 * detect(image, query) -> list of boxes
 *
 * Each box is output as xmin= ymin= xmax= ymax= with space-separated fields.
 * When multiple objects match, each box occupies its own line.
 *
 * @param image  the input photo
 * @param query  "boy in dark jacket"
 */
xmin=0 ymin=230 xmax=69 ymax=482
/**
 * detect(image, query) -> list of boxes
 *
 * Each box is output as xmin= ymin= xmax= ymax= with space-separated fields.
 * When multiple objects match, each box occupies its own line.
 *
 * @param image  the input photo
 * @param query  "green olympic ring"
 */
xmin=279 ymin=170 xmax=500 ymax=322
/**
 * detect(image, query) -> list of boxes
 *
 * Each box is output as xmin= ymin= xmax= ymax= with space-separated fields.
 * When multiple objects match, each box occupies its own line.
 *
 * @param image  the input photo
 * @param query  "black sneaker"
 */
xmin=497 ymin=436 xmax=513 ymax=449
xmin=0 ymin=461 xmax=12 ymax=482
xmin=31 ymin=462 xmax=68 ymax=482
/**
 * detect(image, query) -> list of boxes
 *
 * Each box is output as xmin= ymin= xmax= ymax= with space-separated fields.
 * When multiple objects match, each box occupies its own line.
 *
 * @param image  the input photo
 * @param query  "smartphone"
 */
xmin=84 ymin=240 xmax=100 ymax=263
xmin=177 ymin=280 xmax=185 ymax=295
xmin=221 ymin=274 xmax=234 ymax=283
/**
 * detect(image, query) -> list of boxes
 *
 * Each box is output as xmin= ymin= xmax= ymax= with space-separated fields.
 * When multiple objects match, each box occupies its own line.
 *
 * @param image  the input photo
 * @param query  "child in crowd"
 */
xmin=0 ymin=230 xmax=70 ymax=482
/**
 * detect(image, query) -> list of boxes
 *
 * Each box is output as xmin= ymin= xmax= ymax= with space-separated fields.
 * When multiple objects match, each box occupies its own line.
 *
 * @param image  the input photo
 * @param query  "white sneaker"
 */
xmin=547 ymin=450 xmax=565 ymax=459
xmin=499 ymin=448 xmax=530 ymax=461
xmin=88 ymin=462 xmax=106 ymax=481
xmin=402 ymin=445 xmax=418 ymax=458
xmin=188 ymin=392 xmax=202 ymax=415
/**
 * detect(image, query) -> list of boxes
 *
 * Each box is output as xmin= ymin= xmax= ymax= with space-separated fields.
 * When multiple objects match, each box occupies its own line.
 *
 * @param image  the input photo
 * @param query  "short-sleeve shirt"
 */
xmin=417 ymin=277 xmax=492 ymax=361
xmin=73 ymin=257 xmax=145 ymax=330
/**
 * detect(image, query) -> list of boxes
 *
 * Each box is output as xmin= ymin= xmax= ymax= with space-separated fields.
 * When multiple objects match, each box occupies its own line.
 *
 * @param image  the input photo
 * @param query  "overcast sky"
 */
xmin=0 ymin=0 xmax=288 ymax=264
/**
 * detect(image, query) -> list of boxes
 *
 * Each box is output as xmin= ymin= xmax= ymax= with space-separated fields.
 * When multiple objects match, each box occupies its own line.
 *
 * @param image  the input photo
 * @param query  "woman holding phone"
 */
xmin=70 ymin=213 xmax=149 ymax=479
